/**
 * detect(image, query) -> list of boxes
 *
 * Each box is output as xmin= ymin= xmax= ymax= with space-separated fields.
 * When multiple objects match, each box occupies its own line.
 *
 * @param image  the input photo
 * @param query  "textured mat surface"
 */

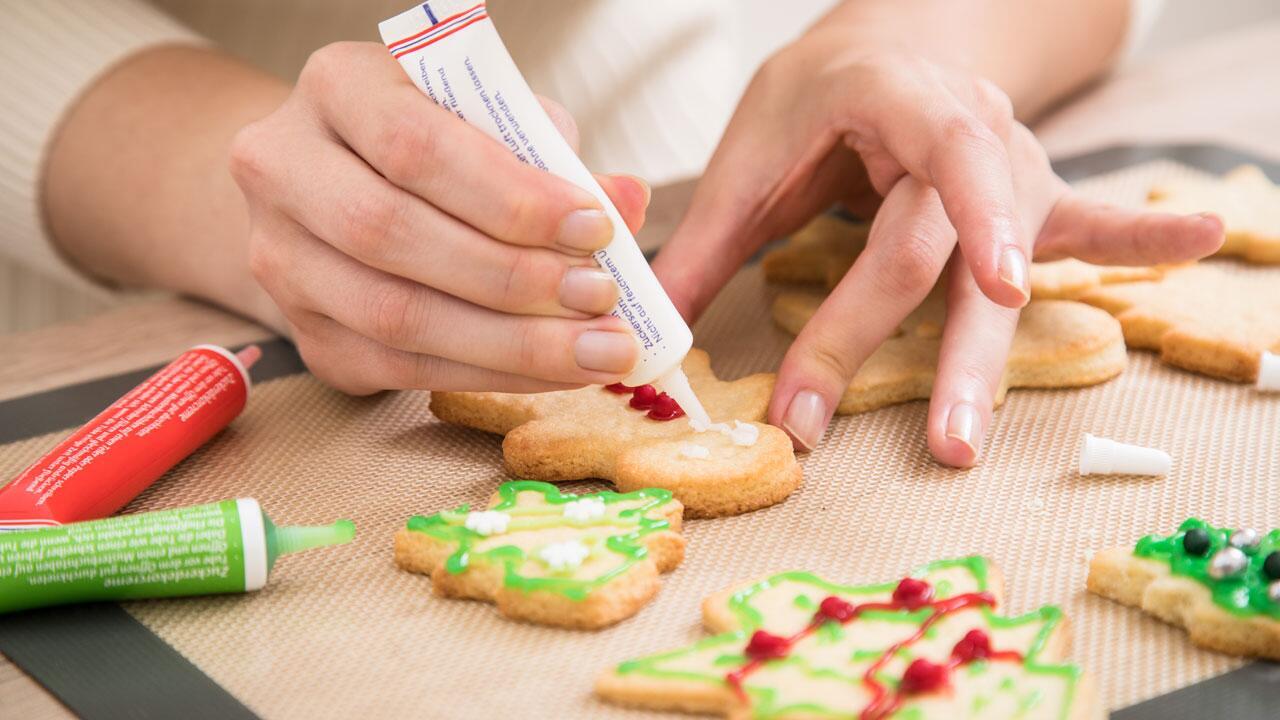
xmin=2 ymin=160 xmax=1278 ymax=718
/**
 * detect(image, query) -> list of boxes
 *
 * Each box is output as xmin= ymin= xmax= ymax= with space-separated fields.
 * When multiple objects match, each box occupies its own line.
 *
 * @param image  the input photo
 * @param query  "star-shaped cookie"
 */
xmin=395 ymin=481 xmax=685 ymax=629
xmin=1146 ymin=165 xmax=1280 ymax=264
xmin=430 ymin=350 xmax=802 ymax=517
xmin=762 ymin=215 xmax=1164 ymax=300
xmin=597 ymin=557 xmax=1098 ymax=719
xmin=773 ymin=291 xmax=1126 ymax=414
xmin=761 ymin=215 xmax=867 ymax=287
xmin=1080 ymin=262 xmax=1280 ymax=382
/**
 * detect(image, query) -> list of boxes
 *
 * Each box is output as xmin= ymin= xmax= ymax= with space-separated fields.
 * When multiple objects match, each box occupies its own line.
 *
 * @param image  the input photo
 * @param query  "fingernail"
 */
xmin=560 ymin=267 xmax=618 ymax=314
xmin=997 ymin=247 xmax=1030 ymax=303
xmin=574 ymin=330 xmax=636 ymax=374
xmin=557 ymin=209 xmax=613 ymax=253
xmin=781 ymin=390 xmax=828 ymax=451
xmin=945 ymin=402 xmax=982 ymax=456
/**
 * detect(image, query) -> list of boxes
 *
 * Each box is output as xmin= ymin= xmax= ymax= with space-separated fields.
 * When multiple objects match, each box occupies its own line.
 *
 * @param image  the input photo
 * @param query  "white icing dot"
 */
xmin=538 ymin=540 xmax=590 ymax=571
xmin=729 ymin=421 xmax=759 ymax=447
xmin=690 ymin=417 xmax=731 ymax=434
xmin=562 ymin=497 xmax=606 ymax=522
xmin=679 ymin=443 xmax=710 ymax=459
xmin=463 ymin=510 xmax=511 ymax=536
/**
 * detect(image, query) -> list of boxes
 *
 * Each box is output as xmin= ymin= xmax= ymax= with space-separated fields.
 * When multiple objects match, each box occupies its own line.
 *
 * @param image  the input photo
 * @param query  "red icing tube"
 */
xmin=0 ymin=345 xmax=259 ymax=530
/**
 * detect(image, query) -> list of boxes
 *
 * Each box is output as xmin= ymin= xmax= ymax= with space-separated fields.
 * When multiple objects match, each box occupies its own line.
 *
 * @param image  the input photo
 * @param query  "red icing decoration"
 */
xmin=722 ymin=581 xmax=1021 ymax=720
xmin=629 ymin=384 xmax=658 ymax=410
xmin=898 ymin=658 xmax=949 ymax=694
xmin=818 ymin=596 xmax=857 ymax=622
xmin=601 ymin=383 xmax=685 ymax=421
xmin=951 ymin=629 xmax=991 ymax=662
xmin=646 ymin=393 xmax=685 ymax=420
xmin=743 ymin=631 xmax=791 ymax=660
xmin=892 ymin=578 xmax=934 ymax=610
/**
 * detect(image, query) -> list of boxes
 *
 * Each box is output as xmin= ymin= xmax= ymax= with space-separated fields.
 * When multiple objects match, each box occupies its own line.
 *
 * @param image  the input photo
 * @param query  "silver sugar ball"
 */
xmin=1228 ymin=528 xmax=1261 ymax=551
xmin=1207 ymin=547 xmax=1249 ymax=580
xmin=1270 ymin=580 xmax=1280 ymax=605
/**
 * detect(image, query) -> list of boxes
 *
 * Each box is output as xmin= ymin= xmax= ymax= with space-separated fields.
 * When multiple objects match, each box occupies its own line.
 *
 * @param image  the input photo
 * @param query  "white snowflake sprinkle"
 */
xmin=463 ymin=510 xmax=511 ymax=536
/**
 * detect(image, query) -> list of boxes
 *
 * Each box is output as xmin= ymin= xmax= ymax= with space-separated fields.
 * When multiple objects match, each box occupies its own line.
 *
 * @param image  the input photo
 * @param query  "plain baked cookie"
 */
xmin=1087 ymin=518 xmax=1280 ymax=660
xmin=1146 ymin=165 xmax=1280 ymax=263
xmin=395 ymin=480 xmax=685 ymax=629
xmin=762 ymin=214 xmax=1162 ymax=300
xmin=772 ymin=290 xmax=1127 ymax=414
xmin=430 ymin=350 xmax=802 ymax=518
xmin=1080 ymin=262 xmax=1280 ymax=382
xmin=597 ymin=556 xmax=1100 ymax=719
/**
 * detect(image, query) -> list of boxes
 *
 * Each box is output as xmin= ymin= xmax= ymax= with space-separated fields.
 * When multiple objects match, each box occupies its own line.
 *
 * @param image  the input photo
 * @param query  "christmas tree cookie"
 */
xmin=772 ymin=290 xmax=1126 ymax=415
xmin=395 ymin=481 xmax=685 ymax=629
xmin=1146 ymin=165 xmax=1280 ymax=264
xmin=1088 ymin=518 xmax=1280 ymax=659
xmin=430 ymin=349 xmax=802 ymax=518
xmin=597 ymin=557 xmax=1099 ymax=719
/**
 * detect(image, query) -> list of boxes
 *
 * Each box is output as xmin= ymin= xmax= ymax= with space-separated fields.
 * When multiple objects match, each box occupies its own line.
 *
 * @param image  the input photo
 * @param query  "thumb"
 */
xmin=536 ymin=94 xmax=580 ymax=154
xmin=595 ymin=173 xmax=650 ymax=235
xmin=536 ymin=95 xmax=649 ymax=237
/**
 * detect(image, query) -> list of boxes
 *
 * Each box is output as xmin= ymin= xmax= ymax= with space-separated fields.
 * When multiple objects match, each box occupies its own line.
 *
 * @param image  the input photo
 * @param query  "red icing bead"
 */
xmin=817 ymin=596 xmax=857 ymax=622
xmin=604 ymin=383 xmax=634 ymax=394
xmin=898 ymin=658 xmax=949 ymax=695
xmin=743 ymin=630 xmax=790 ymax=660
xmin=629 ymin=384 xmax=658 ymax=410
xmin=951 ymin=629 xmax=991 ymax=663
xmin=892 ymin=578 xmax=934 ymax=610
xmin=646 ymin=392 xmax=685 ymax=420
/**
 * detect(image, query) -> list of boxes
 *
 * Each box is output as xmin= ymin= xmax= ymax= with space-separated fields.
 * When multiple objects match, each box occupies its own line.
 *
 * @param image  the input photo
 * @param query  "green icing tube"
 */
xmin=0 ymin=498 xmax=354 ymax=614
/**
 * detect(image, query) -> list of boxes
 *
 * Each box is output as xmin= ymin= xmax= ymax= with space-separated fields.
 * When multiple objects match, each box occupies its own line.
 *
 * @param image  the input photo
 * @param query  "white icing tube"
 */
xmin=378 ymin=2 xmax=710 ymax=427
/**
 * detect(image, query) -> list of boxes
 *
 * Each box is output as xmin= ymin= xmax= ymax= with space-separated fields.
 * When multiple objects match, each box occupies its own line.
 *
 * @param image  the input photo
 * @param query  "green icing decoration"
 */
xmin=614 ymin=557 xmax=1083 ymax=719
xmin=792 ymin=593 xmax=816 ymax=610
xmin=1132 ymin=517 xmax=1280 ymax=619
xmin=404 ymin=480 xmax=674 ymax=601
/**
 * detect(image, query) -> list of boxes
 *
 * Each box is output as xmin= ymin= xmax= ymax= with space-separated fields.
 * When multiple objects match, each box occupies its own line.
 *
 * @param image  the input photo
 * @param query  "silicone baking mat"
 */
xmin=2 ymin=146 xmax=1279 ymax=719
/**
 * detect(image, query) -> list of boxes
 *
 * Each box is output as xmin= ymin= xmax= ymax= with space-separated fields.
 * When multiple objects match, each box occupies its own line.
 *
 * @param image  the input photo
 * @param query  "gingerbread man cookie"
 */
xmin=430 ymin=350 xmax=801 ymax=517
xmin=1080 ymin=262 xmax=1280 ymax=382
xmin=395 ymin=481 xmax=685 ymax=629
xmin=762 ymin=215 xmax=1163 ymax=300
xmin=773 ymin=290 xmax=1126 ymax=414
xmin=1088 ymin=518 xmax=1280 ymax=660
xmin=1146 ymin=165 xmax=1280 ymax=264
xmin=598 ymin=557 xmax=1099 ymax=719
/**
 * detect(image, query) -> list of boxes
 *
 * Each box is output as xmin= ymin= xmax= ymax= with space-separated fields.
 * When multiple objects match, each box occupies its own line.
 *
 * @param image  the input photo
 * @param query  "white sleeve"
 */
xmin=0 ymin=0 xmax=205 ymax=296
xmin=1117 ymin=0 xmax=1166 ymax=63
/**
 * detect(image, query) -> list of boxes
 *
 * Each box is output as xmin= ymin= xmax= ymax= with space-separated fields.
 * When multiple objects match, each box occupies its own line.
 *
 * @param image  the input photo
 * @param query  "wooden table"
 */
xmin=3 ymin=19 xmax=1277 ymax=719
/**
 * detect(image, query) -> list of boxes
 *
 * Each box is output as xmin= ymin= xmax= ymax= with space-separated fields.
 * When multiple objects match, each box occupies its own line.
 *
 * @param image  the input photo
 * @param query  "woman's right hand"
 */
xmin=229 ymin=42 xmax=647 ymax=394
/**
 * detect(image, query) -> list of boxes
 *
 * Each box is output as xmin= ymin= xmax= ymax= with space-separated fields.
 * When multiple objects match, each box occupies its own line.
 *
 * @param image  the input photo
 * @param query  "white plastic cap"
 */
xmin=1257 ymin=351 xmax=1280 ymax=391
xmin=1079 ymin=433 xmax=1171 ymax=476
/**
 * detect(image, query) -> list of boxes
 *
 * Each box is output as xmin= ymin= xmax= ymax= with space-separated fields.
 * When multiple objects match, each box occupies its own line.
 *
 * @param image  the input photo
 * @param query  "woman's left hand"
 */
xmin=652 ymin=26 xmax=1223 ymax=466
